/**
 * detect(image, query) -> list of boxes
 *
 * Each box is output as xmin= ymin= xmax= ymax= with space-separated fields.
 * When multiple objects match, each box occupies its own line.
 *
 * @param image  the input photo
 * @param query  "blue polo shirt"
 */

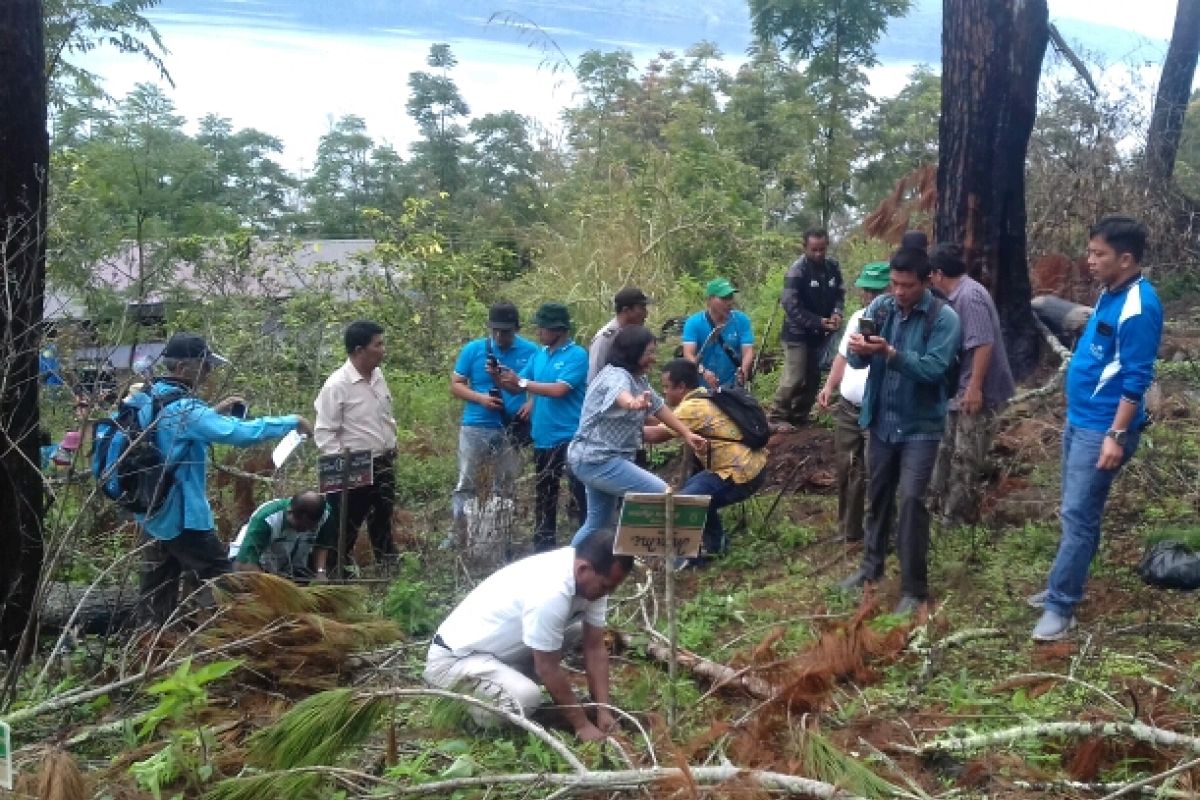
xmin=1066 ymin=275 xmax=1162 ymax=432
xmin=681 ymin=309 xmax=755 ymax=387
xmin=520 ymin=340 xmax=588 ymax=449
xmin=454 ymin=336 xmax=537 ymax=428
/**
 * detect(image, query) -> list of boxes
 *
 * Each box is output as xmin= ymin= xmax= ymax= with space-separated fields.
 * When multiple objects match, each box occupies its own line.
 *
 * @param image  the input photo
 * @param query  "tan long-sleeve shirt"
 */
xmin=313 ymin=360 xmax=397 ymax=456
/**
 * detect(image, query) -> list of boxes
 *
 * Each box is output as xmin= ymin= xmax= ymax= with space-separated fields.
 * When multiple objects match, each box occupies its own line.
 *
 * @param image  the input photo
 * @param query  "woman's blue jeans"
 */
xmin=569 ymin=456 xmax=667 ymax=546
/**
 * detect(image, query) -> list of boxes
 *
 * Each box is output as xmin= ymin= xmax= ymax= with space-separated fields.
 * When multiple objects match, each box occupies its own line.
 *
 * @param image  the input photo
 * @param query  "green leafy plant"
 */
xmin=382 ymin=553 xmax=440 ymax=636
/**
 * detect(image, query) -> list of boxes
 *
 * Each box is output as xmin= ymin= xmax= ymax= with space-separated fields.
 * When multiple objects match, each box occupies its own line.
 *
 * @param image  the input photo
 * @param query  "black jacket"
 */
xmin=780 ymin=256 xmax=845 ymax=345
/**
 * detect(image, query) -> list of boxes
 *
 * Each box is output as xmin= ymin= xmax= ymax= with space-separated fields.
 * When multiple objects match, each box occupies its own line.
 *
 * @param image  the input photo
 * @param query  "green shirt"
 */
xmin=232 ymin=498 xmax=329 ymax=576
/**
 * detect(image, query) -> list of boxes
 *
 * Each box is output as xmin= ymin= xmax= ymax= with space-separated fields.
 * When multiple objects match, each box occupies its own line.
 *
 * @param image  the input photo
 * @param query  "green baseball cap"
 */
xmin=705 ymin=277 xmax=737 ymax=298
xmin=854 ymin=261 xmax=890 ymax=290
xmin=532 ymin=302 xmax=572 ymax=330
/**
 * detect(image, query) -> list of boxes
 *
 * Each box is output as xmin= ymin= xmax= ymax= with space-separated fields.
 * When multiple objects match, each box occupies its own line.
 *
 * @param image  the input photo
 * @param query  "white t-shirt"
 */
xmin=837 ymin=309 xmax=870 ymax=407
xmin=435 ymin=548 xmax=607 ymax=662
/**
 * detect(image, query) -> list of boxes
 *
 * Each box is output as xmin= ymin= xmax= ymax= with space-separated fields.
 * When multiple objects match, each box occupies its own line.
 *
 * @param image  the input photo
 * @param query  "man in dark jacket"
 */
xmin=835 ymin=248 xmax=961 ymax=616
xmin=770 ymin=229 xmax=845 ymax=427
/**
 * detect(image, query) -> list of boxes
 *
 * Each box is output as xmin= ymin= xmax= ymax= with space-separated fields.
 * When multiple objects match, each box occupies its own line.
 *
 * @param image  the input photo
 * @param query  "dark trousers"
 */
xmin=533 ymin=443 xmax=587 ymax=552
xmin=681 ymin=468 xmax=767 ymax=554
xmin=859 ymin=432 xmax=940 ymax=599
xmin=138 ymin=529 xmax=231 ymax=625
xmin=318 ymin=455 xmax=397 ymax=565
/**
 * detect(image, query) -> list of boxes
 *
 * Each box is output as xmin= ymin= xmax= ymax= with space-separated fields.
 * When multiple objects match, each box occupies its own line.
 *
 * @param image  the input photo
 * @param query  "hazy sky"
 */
xmin=78 ymin=0 xmax=1182 ymax=169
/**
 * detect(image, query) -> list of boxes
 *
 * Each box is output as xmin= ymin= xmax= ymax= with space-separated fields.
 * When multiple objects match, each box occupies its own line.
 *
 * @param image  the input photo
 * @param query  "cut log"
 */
xmin=1031 ymin=295 xmax=1092 ymax=342
xmin=616 ymin=632 xmax=774 ymax=699
xmin=39 ymin=582 xmax=138 ymax=634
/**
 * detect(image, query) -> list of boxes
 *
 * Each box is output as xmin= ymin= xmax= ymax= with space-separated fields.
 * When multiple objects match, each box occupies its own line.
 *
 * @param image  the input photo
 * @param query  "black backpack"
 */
xmin=872 ymin=293 xmax=961 ymax=396
xmin=705 ymin=384 xmax=770 ymax=449
xmin=92 ymin=386 xmax=188 ymax=515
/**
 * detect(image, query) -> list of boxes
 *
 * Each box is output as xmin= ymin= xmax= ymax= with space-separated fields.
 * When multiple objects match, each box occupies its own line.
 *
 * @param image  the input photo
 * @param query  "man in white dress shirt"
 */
xmin=313 ymin=320 xmax=398 ymax=576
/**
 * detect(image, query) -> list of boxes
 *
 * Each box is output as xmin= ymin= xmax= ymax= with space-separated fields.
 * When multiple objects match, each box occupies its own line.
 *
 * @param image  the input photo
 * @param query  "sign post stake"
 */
xmin=336 ymin=446 xmax=351 ymax=579
xmin=664 ymin=487 xmax=678 ymax=728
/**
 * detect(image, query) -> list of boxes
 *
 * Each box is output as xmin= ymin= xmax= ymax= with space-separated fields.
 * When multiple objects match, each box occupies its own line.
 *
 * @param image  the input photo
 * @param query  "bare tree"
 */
xmin=1147 ymin=0 xmax=1200 ymax=185
xmin=935 ymin=0 xmax=1049 ymax=379
xmin=0 ymin=0 xmax=48 ymax=673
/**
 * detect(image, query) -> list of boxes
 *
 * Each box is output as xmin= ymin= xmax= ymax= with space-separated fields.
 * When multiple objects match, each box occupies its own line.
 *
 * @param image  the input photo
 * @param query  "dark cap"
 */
xmin=900 ymin=230 xmax=929 ymax=252
xmin=533 ymin=302 xmax=572 ymax=330
xmin=613 ymin=286 xmax=652 ymax=312
xmin=488 ymin=301 xmax=520 ymax=331
xmin=162 ymin=333 xmax=229 ymax=366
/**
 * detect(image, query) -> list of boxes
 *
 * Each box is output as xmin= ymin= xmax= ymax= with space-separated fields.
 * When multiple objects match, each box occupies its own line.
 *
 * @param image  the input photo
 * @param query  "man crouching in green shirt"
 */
xmin=229 ymin=491 xmax=329 ymax=579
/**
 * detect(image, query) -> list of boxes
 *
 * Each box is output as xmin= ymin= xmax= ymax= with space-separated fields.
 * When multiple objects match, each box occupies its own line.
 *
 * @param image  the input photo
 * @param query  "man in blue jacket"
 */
xmin=1029 ymin=216 xmax=1163 ymax=641
xmin=137 ymin=333 xmax=312 ymax=624
xmin=836 ymin=248 xmax=961 ymax=615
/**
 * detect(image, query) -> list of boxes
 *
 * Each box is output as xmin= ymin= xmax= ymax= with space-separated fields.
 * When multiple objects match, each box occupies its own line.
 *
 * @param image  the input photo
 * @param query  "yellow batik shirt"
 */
xmin=670 ymin=388 xmax=768 ymax=484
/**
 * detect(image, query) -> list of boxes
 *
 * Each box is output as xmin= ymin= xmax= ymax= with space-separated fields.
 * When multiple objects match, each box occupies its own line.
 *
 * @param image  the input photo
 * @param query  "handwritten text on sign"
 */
xmin=614 ymin=493 xmax=711 ymax=558
xmin=317 ymin=450 xmax=374 ymax=493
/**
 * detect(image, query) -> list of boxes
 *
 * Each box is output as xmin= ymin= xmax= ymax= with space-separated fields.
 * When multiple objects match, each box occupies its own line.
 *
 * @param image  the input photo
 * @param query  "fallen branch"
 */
xmin=616 ymin=632 xmax=774 ymax=699
xmin=1007 ymin=316 xmax=1071 ymax=408
xmin=216 ymin=764 xmax=871 ymax=800
xmin=900 ymin=720 xmax=1200 ymax=756
xmin=1096 ymin=753 xmax=1200 ymax=800
xmin=996 ymin=671 xmax=1129 ymax=717
xmin=1013 ymin=779 xmax=1195 ymax=798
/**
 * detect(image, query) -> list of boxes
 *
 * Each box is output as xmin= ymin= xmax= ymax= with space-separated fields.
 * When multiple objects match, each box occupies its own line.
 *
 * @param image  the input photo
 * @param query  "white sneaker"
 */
xmin=1031 ymin=610 xmax=1076 ymax=642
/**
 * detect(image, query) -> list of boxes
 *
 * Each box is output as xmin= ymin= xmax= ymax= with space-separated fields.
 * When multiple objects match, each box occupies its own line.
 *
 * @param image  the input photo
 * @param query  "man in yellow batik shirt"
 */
xmin=644 ymin=358 xmax=769 ymax=566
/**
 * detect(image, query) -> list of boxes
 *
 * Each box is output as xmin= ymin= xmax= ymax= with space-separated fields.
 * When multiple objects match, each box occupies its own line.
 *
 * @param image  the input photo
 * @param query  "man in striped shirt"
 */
xmin=928 ymin=244 xmax=1015 ymax=525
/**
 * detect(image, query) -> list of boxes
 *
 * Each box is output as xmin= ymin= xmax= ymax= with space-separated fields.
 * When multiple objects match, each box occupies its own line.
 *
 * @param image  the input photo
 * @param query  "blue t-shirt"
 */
xmin=521 ymin=340 xmax=588 ymax=449
xmin=454 ymin=336 xmax=537 ymax=428
xmin=1065 ymin=275 xmax=1162 ymax=432
xmin=681 ymin=309 xmax=755 ymax=387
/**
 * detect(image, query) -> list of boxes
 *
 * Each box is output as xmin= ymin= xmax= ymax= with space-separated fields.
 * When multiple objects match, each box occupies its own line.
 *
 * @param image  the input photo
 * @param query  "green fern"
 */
xmin=791 ymin=727 xmax=900 ymax=799
xmin=246 ymin=688 xmax=389 ymax=769
xmin=204 ymin=770 xmax=324 ymax=800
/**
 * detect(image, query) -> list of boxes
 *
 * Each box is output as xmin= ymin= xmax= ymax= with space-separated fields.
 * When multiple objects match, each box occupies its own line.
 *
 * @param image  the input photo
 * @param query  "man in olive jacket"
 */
xmin=836 ymin=248 xmax=961 ymax=615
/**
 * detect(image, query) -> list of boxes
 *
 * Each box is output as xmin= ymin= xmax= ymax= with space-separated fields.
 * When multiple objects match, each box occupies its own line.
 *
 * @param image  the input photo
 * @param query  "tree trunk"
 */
xmin=1147 ymin=0 xmax=1200 ymax=185
xmin=0 ymin=0 xmax=48 ymax=669
xmin=935 ymin=0 xmax=1048 ymax=379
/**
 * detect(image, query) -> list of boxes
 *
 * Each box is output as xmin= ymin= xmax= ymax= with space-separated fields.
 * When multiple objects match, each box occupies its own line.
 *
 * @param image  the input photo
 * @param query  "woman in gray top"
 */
xmin=569 ymin=326 xmax=706 ymax=545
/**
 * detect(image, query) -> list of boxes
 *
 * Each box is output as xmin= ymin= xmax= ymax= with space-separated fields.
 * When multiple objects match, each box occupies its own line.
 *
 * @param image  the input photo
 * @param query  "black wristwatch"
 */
xmin=1105 ymin=429 xmax=1127 ymax=446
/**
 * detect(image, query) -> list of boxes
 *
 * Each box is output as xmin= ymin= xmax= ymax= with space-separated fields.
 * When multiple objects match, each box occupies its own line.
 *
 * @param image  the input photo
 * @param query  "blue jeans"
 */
xmin=681 ymin=469 xmax=767 ymax=555
xmin=1044 ymin=422 xmax=1138 ymax=617
xmin=452 ymin=426 xmax=522 ymax=521
xmin=569 ymin=456 xmax=667 ymax=546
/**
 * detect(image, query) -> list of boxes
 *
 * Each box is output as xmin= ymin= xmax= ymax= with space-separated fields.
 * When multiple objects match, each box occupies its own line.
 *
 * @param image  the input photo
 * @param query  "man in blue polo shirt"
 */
xmin=1029 ymin=216 xmax=1163 ymax=641
xmin=498 ymin=303 xmax=589 ymax=552
xmin=681 ymin=278 xmax=755 ymax=388
xmin=449 ymin=302 xmax=538 ymax=540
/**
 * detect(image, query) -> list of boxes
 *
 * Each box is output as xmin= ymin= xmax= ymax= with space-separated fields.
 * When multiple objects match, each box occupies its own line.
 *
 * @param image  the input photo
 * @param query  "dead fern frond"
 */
xmin=37 ymin=749 xmax=86 ymax=800
xmin=246 ymin=688 xmax=389 ymax=769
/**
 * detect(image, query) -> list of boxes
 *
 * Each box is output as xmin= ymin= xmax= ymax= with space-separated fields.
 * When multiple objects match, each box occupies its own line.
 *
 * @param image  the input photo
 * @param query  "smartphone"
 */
xmin=858 ymin=318 xmax=877 ymax=338
xmin=486 ymin=354 xmax=499 ymax=371
xmin=228 ymin=401 xmax=248 ymax=419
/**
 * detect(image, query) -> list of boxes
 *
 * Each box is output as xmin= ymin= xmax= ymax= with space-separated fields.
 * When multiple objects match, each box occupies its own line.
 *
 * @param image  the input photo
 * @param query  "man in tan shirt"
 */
xmin=313 ymin=320 xmax=398 ymax=576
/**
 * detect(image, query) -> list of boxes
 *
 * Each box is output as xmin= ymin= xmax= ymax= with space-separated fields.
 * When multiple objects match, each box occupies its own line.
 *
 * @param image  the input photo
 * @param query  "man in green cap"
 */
xmin=681 ymin=278 xmax=755 ymax=388
xmin=817 ymin=262 xmax=890 ymax=542
xmin=498 ymin=303 xmax=589 ymax=551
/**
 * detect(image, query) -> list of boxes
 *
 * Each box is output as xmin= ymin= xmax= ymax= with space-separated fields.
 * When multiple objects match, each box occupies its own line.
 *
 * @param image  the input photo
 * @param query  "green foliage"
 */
xmin=247 ymin=688 xmax=389 ymax=769
xmin=204 ymin=770 xmax=324 ymax=800
xmin=139 ymin=658 xmax=241 ymax=740
xmin=788 ymin=726 xmax=899 ymax=799
xmin=382 ymin=554 xmax=440 ymax=636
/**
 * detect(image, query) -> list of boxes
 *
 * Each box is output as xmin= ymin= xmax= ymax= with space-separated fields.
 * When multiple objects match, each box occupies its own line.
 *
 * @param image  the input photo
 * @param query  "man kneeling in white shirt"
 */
xmin=423 ymin=528 xmax=632 ymax=741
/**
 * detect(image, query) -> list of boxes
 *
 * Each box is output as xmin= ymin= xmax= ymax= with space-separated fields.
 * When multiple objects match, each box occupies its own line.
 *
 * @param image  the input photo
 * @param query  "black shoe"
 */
xmin=836 ymin=569 xmax=875 ymax=590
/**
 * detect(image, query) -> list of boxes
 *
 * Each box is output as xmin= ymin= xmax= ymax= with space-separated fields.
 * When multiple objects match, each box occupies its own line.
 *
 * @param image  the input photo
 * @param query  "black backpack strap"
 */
xmin=701 ymin=312 xmax=742 ymax=372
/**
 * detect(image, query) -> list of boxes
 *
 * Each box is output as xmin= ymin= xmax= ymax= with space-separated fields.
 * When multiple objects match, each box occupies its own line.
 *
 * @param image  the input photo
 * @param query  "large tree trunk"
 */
xmin=0 ymin=0 xmax=48 ymax=670
xmin=1147 ymin=0 xmax=1200 ymax=185
xmin=935 ymin=0 xmax=1049 ymax=379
